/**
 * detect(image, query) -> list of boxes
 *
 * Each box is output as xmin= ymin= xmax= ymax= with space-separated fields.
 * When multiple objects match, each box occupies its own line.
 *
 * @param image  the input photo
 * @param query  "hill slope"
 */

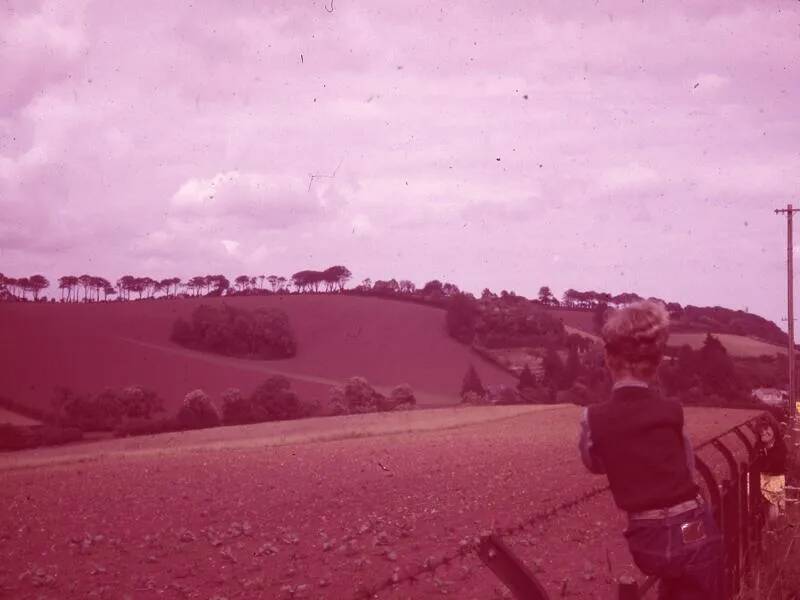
xmin=0 ymin=295 xmax=516 ymax=412
xmin=546 ymin=307 xmax=785 ymax=357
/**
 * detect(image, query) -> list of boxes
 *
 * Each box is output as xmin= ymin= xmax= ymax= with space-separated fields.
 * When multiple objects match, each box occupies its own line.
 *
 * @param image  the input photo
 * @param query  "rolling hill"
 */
xmin=0 ymin=295 xmax=516 ymax=414
xmin=546 ymin=307 xmax=786 ymax=358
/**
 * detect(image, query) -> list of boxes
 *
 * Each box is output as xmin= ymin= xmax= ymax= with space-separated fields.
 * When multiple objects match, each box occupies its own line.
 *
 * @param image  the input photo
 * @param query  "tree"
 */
xmin=697 ymin=333 xmax=738 ymax=397
xmin=562 ymin=345 xmax=582 ymax=389
xmin=77 ymin=275 xmax=93 ymax=301
xmin=518 ymin=364 xmax=538 ymax=391
xmin=28 ymin=275 xmax=49 ymax=300
xmin=422 ymin=280 xmax=444 ymax=296
xmin=542 ymin=348 xmax=565 ymax=389
xmin=177 ymin=389 xmax=220 ymax=430
xmin=446 ymin=293 xmax=479 ymax=344
xmin=58 ymin=276 xmax=78 ymax=302
xmin=461 ymin=365 xmax=485 ymax=398
xmin=323 ymin=265 xmax=352 ymax=291
xmin=267 ymin=275 xmax=279 ymax=292
xmin=235 ymin=275 xmax=250 ymax=292
xmin=538 ymin=286 xmax=554 ymax=305
xmin=593 ymin=302 xmax=609 ymax=333
xmin=250 ymin=376 xmax=301 ymax=421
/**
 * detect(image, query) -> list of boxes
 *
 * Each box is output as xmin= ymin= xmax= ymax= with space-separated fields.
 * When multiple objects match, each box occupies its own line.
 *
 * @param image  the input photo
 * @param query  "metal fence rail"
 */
xmin=352 ymin=413 xmax=772 ymax=600
xmin=617 ymin=414 xmax=769 ymax=599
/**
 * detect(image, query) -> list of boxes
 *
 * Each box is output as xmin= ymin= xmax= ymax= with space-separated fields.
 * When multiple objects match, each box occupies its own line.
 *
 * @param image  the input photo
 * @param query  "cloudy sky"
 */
xmin=2 ymin=0 xmax=799 ymax=325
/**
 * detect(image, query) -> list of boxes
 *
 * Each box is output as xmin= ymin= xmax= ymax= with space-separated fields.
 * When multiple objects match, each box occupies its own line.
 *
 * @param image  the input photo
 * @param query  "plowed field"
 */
xmin=0 ymin=404 xmax=761 ymax=600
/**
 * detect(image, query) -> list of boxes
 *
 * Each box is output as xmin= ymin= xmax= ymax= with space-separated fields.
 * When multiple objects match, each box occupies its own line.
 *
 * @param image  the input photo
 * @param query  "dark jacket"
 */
xmin=579 ymin=385 xmax=698 ymax=512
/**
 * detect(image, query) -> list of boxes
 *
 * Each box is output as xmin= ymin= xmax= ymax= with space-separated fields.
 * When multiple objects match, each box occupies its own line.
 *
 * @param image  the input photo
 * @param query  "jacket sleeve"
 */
xmin=683 ymin=430 xmax=697 ymax=481
xmin=578 ymin=407 xmax=605 ymax=474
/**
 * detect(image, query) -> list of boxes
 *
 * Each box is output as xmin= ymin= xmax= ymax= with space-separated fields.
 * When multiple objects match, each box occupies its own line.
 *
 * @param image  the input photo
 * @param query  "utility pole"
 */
xmin=775 ymin=204 xmax=800 ymax=520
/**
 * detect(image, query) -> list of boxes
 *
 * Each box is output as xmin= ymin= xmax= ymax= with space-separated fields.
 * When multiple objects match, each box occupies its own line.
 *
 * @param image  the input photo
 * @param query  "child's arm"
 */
xmin=683 ymin=430 xmax=697 ymax=481
xmin=578 ymin=407 xmax=605 ymax=474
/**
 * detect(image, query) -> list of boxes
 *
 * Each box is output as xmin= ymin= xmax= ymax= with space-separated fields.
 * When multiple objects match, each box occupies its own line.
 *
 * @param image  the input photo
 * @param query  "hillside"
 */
xmin=546 ymin=307 xmax=786 ymax=358
xmin=0 ymin=404 xmax=762 ymax=599
xmin=0 ymin=295 xmax=516 ymax=414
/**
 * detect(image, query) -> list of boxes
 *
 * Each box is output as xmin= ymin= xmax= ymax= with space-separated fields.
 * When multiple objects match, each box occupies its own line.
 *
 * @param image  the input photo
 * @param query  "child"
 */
xmin=578 ymin=301 xmax=723 ymax=599
xmin=754 ymin=416 xmax=787 ymax=524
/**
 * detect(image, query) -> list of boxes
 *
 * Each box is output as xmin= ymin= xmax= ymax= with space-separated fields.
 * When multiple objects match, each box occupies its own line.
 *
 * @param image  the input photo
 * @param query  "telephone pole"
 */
xmin=775 ymin=204 xmax=800 ymax=519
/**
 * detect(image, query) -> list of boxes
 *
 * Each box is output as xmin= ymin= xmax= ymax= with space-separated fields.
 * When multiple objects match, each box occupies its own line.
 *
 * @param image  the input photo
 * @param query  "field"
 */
xmin=0 ymin=296 xmax=516 ymax=415
xmin=0 ymin=404 xmax=761 ymax=599
xmin=549 ymin=308 xmax=786 ymax=358
xmin=666 ymin=332 xmax=786 ymax=358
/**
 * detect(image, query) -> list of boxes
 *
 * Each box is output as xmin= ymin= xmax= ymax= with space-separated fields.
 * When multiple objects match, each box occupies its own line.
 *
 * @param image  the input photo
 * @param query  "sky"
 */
xmin=1 ymin=0 xmax=799 ymax=326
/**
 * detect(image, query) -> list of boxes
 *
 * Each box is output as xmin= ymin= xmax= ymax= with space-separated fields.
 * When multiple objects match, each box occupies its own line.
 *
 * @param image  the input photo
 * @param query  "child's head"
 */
xmin=601 ymin=300 xmax=670 ymax=381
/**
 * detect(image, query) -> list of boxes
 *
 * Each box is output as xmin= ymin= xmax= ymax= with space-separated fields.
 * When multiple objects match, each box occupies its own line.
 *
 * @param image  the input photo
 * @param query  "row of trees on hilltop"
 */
xmin=0 ymin=274 xmax=49 ymax=300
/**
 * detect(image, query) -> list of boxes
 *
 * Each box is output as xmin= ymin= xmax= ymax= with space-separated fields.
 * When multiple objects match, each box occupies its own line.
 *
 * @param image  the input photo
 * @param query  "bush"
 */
xmin=221 ymin=388 xmax=252 ymax=425
xmin=171 ymin=304 xmax=297 ymax=360
xmin=328 ymin=377 xmax=389 ymax=414
xmin=176 ymin=389 xmax=221 ymax=430
xmin=250 ymin=376 xmax=302 ymax=421
xmin=53 ymin=386 xmax=164 ymax=432
xmin=461 ymin=365 xmax=485 ymax=400
xmin=0 ymin=423 xmax=83 ymax=451
xmin=388 ymin=384 xmax=416 ymax=410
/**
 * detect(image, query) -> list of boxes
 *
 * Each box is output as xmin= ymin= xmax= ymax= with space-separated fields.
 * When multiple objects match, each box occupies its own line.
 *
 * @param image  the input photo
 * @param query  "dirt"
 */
xmin=0 ymin=404 xmax=761 ymax=600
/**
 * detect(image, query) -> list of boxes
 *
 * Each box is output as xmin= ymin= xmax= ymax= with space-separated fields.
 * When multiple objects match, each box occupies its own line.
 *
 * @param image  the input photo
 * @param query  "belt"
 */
xmin=628 ymin=496 xmax=704 ymax=521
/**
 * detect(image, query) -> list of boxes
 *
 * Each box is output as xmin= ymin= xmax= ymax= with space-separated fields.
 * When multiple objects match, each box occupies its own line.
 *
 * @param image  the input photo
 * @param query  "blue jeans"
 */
xmin=624 ymin=504 xmax=724 ymax=600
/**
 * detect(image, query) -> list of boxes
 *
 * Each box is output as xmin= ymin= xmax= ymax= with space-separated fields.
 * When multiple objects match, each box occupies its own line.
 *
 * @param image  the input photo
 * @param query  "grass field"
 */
xmin=0 ymin=295 xmax=516 ymax=414
xmin=667 ymin=332 xmax=786 ymax=357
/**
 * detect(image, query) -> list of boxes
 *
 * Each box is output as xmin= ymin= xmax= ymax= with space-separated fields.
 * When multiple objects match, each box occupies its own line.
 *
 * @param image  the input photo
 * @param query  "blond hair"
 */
xmin=601 ymin=300 xmax=670 ymax=379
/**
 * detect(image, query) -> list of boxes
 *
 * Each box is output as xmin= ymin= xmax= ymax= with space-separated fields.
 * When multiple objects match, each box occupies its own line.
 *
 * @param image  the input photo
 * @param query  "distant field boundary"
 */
xmin=0 ymin=404 xmax=565 ymax=471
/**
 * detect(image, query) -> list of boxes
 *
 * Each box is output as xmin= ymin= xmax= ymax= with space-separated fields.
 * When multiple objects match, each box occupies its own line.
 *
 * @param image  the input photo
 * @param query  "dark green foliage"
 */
xmin=176 ymin=390 xmax=221 ymax=430
xmin=171 ymin=304 xmax=297 ymax=360
xmin=696 ymin=333 xmax=738 ymax=396
xmin=518 ymin=364 xmax=538 ymax=391
xmin=0 ymin=424 xmax=83 ymax=451
xmin=446 ymin=293 xmax=479 ymax=344
xmin=562 ymin=345 xmax=582 ymax=389
xmin=250 ymin=376 xmax=302 ymax=421
xmin=593 ymin=302 xmax=609 ymax=333
xmin=461 ymin=365 xmax=485 ymax=398
xmin=474 ymin=301 xmax=565 ymax=348
xmin=51 ymin=386 xmax=163 ymax=432
xmin=220 ymin=378 xmax=306 ymax=425
xmin=542 ymin=348 xmax=565 ymax=389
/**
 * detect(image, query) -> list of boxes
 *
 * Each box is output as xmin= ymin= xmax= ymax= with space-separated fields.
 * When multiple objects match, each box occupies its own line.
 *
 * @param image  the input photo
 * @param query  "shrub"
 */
xmin=176 ymin=389 xmax=221 ymax=430
xmin=461 ymin=365 xmax=485 ymax=400
xmin=53 ymin=386 xmax=164 ymax=432
xmin=250 ymin=376 xmax=302 ymax=421
xmin=221 ymin=388 xmax=252 ymax=425
xmin=461 ymin=391 xmax=486 ymax=405
xmin=446 ymin=293 xmax=479 ymax=344
xmin=0 ymin=423 xmax=83 ymax=451
xmin=328 ymin=377 xmax=389 ymax=414
xmin=388 ymin=384 xmax=416 ymax=410
xmin=171 ymin=304 xmax=297 ymax=359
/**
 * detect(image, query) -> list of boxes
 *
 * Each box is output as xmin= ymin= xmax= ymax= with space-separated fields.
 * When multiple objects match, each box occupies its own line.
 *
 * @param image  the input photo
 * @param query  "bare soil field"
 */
xmin=0 ymin=296 xmax=515 ymax=414
xmin=0 ymin=404 xmax=761 ymax=599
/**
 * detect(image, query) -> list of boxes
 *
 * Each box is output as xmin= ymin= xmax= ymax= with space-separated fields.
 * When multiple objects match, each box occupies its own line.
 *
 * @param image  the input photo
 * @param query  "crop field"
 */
xmin=0 ymin=404 xmax=761 ymax=599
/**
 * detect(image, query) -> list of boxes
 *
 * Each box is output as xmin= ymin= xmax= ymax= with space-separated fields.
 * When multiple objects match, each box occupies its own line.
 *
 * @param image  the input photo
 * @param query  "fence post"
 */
xmin=477 ymin=534 xmax=550 ymax=600
xmin=617 ymin=575 xmax=638 ymax=600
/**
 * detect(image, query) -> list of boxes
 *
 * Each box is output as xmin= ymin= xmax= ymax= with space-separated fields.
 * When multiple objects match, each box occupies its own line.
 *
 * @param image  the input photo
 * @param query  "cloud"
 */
xmin=169 ymin=170 xmax=334 ymax=229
